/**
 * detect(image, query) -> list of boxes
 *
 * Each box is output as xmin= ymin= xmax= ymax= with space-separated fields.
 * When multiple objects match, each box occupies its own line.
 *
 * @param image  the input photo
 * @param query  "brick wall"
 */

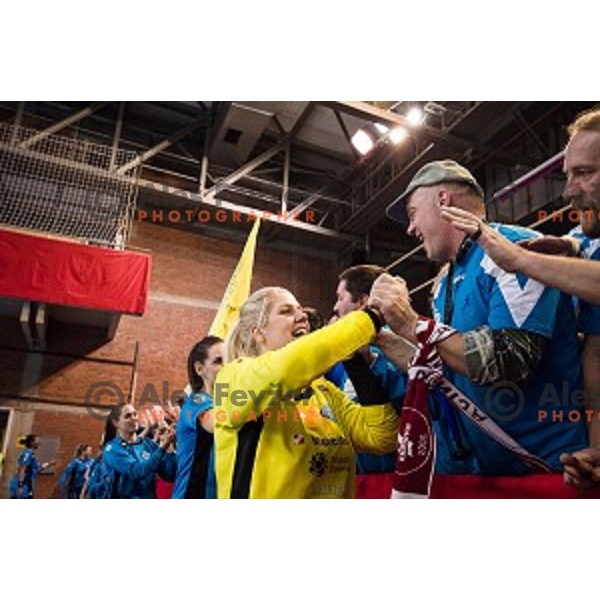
xmin=0 ymin=220 xmax=338 ymax=497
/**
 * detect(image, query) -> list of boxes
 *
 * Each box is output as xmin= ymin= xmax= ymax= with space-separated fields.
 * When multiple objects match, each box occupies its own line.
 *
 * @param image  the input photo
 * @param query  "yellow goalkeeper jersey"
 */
xmin=214 ymin=310 xmax=398 ymax=498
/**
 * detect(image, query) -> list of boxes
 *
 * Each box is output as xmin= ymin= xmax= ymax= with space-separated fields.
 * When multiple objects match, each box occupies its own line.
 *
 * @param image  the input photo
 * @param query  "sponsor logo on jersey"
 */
xmin=310 ymin=435 xmax=348 ymax=447
xmin=309 ymin=452 xmax=328 ymax=477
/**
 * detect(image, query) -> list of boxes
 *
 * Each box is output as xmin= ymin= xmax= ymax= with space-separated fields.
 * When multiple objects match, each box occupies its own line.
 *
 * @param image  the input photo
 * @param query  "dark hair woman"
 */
xmin=102 ymin=403 xmax=177 ymax=499
xmin=172 ymin=335 xmax=224 ymax=499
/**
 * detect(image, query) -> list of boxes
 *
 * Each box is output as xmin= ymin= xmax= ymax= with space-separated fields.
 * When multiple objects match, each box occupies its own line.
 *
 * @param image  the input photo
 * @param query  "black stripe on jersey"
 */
xmin=185 ymin=427 xmax=214 ymax=499
xmin=230 ymin=419 xmax=265 ymax=499
xmin=343 ymin=354 xmax=388 ymax=406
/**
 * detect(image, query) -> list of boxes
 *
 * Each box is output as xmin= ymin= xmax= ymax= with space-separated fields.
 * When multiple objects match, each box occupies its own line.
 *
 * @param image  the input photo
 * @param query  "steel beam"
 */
xmin=265 ymin=132 xmax=354 ymax=165
xmin=338 ymin=142 xmax=436 ymax=232
xmin=324 ymin=101 xmax=413 ymax=129
xmin=272 ymin=115 xmax=286 ymax=135
xmin=493 ymin=151 xmax=565 ymax=203
xmin=513 ymin=108 xmax=550 ymax=158
xmin=334 ymin=109 xmax=361 ymax=160
xmin=203 ymin=143 xmax=285 ymax=202
xmin=109 ymin=101 xmax=126 ymax=172
xmin=19 ymin=102 xmax=110 ymax=150
xmin=324 ymin=100 xmax=487 ymax=152
xmin=11 ymin=101 xmax=25 ymax=144
xmin=136 ymin=177 xmax=359 ymax=243
xmin=128 ymin=341 xmax=140 ymax=402
xmin=293 ymin=186 xmax=330 ymax=215
xmin=289 ymin=102 xmax=315 ymax=139
xmin=117 ymin=118 xmax=205 ymax=175
xmin=386 ymin=243 xmax=425 ymax=271
xmin=199 ymin=111 xmax=213 ymax=194
xmin=282 ymin=139 xmax=290 ymax=213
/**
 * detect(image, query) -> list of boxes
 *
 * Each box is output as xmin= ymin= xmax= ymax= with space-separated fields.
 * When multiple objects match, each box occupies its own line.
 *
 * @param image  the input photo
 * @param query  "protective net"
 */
xmin=0 ymin=122 xmax=139 ymax=248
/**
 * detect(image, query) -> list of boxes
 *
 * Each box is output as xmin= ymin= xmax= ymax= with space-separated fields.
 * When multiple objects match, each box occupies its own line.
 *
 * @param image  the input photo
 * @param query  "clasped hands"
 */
xmin=368 ymin=273 xmax=419 ymax=343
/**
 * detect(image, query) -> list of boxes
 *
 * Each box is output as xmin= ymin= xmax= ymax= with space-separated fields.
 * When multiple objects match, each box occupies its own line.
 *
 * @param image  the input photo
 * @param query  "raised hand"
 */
xmin=139 ymin=412 xmax=152 ymax=439
xmin=369 ymin=273 xmax=419 ymax=342
xmin=441 ymin=206 xmax=524 ymax=273
xmin=158 ymin=424 xmax=176 ymax=451
xmin=164 ymin=400 xmax=181 ymax=423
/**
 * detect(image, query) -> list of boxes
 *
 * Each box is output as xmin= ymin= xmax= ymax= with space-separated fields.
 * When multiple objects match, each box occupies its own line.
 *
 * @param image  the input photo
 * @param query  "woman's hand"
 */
xmin=158 ymin=425 xmax=176 ymax=451
xmin=165 ymin=400 xmax=181 ymax=423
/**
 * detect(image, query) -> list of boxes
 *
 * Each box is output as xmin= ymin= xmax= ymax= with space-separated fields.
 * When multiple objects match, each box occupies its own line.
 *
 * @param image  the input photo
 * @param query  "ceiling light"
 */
xmin=351 ymin=129 xmax=375 ymax=155
xmin=374 ymin=122 xmax=389 ymax=135
xmin=406 ymin=106 xmax=424 ymax=126
xmin=389 ymin=127 xmax=408 ymax=144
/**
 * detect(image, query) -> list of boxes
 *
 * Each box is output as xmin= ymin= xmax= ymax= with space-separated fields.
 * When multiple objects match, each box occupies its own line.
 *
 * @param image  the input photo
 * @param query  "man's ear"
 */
xmin=438 ymin=188 xmax=452 ymax=208
xmin=357 ymin=294 xmax=370 ymax=310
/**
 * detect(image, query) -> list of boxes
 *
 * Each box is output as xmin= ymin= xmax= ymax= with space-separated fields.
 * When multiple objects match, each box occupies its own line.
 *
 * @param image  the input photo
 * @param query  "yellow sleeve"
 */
xmin=215 ymin=310 xmax=377 ymax=426
xmin=323 ymin=380 xmax=399 ymax=454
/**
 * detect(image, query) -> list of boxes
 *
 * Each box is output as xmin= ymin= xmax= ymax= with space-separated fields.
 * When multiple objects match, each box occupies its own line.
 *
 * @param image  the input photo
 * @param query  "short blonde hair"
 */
xmin=225 ymin=287 xmax=288 ymax=361
xmin=568 ymin=107 xmax=600 ymax=137
xmin=437 ymin=182 xmax=485 ymax=216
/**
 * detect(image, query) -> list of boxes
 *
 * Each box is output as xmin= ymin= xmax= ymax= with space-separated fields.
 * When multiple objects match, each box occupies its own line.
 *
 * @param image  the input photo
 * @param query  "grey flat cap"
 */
xmin=386 ymin=159 xmax=484 ymax=226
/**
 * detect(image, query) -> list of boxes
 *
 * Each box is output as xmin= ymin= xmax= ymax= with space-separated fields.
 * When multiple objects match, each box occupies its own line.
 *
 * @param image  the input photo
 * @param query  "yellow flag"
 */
xmin=209 ymin=218 xmax=260 ymax=339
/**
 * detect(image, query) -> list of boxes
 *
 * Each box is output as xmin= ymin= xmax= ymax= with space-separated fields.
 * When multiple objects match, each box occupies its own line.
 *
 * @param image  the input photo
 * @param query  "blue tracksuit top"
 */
xmin=173 ymin=392 xmax=216 ymax=499
xmin=103 ymin=436 xmax=177 ymax=499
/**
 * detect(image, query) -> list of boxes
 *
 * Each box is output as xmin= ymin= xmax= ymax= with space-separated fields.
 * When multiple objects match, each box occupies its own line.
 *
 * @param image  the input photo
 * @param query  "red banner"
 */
xmin=430 ymin=474 xmax=600 ymax=499
xmin=0 ymin=228 xmax=151 ymax=315
xmin=356 ymin=472 xmax=600 ymax=499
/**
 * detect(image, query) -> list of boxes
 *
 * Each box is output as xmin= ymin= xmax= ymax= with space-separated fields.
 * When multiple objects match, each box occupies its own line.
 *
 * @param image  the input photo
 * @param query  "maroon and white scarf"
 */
xmin=392 ymin=318 xmax=552 ymax=499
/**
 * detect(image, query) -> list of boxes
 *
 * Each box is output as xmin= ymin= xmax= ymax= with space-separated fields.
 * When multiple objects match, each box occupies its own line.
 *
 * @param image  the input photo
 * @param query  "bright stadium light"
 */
xmin=389 ymin=127 xmax=408 ymax=144
xmin=406 ymin=106 xmax=424 ymax=126
xmin=351 ymin=129 xmax=375 ymax=155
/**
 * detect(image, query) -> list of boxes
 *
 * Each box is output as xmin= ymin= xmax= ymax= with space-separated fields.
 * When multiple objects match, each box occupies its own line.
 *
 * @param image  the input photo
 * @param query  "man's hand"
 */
xmin=561 ymin=448 xmax=600 ymax=489
xmin=369 ymin=274 xmax=419 ymax=343
xmin=519 ymin=235 xmax=579 ymax=256
xmin=441 ymin=206 xmax=526 ymax=273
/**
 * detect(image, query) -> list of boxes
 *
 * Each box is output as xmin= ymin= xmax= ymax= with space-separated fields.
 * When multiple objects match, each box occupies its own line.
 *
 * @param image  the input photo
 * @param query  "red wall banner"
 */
xmin=0 ymin=228 xmax=151 ymax=315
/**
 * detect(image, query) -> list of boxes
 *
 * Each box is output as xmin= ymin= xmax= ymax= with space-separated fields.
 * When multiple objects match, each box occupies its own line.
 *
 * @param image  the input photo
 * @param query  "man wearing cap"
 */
xmin=372 ymin=159 xmax=587 ymax=476
xmin=439 ymin=109 xmax=600 ymax=487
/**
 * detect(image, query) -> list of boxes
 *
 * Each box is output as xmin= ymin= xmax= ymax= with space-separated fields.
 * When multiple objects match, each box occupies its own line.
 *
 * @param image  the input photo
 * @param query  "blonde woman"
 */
xmin=214 ymin=286 xmax=400 ymax=499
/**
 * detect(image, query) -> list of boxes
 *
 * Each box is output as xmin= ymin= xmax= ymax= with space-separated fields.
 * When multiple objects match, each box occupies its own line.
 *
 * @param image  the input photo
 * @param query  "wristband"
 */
xmin=363 ymin=308 xmax=384 ymax=333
